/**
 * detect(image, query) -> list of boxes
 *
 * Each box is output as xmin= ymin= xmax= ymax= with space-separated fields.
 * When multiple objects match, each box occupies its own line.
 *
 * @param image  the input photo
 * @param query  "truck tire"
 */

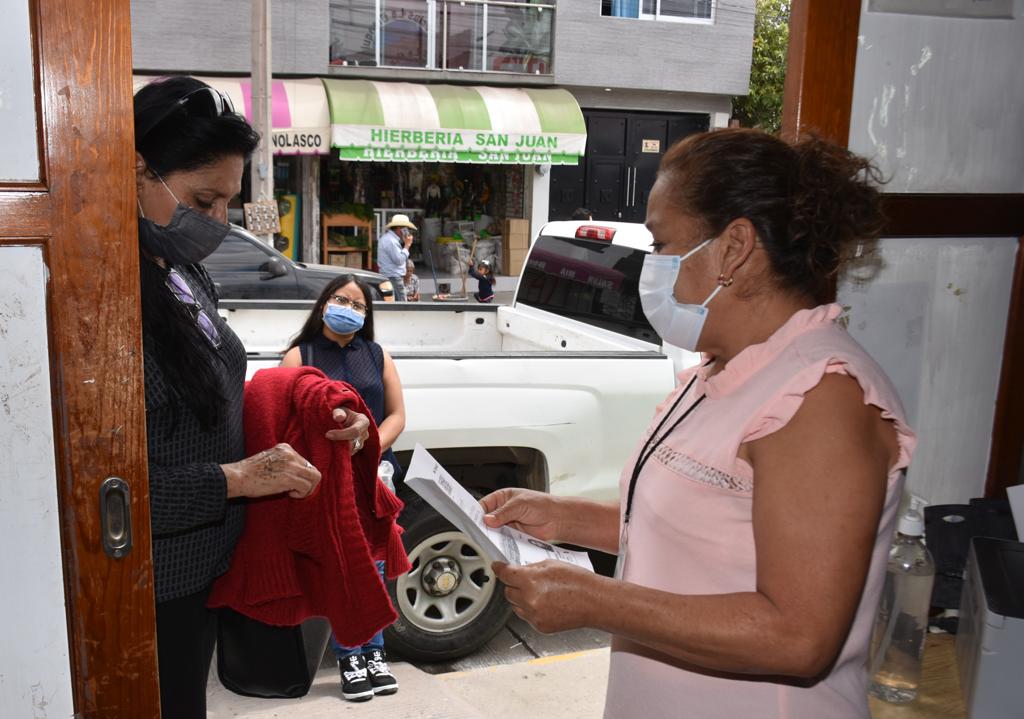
xmin=383 ymin=497 xmax=513 ymax=662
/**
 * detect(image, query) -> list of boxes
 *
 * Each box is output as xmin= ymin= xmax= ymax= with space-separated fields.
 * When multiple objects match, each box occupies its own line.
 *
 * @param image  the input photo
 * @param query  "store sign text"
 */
xmin=341 ymin=147 xmax=576 ymax=165
xmin=369 ymin=128 xmax=561 ymax=151
xmin=272 ymin=131 xmax=328 ymax=154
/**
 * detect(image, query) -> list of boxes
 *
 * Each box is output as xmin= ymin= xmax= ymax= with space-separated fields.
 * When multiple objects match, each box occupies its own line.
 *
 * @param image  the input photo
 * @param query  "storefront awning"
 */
xmin=323 ymin=79 xmax=587 ymax=165
xmin=133 ymin=75 xmax=331 ymax=155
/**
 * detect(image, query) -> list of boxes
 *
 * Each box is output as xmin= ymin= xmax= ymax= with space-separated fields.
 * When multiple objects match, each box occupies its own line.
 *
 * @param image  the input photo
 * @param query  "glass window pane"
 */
xmin=205 ymin=233 xmax=272 ymax=272
xmin=329 ymin=0 xmax=378 ymax=66
xmin=486 ymin=5 xmax=553 ymax=74
xmin=445 ymin=3 xmax=484 ymax=71
xmin=0 ymin=0 xmax=39 ymax=181
xmin=516 ymin=235 xmax=660 ymax=344
xmin=381 ymin=1 xmax=431 ymax=68
xmin=658 ymin=0 xmax=713 ymax=20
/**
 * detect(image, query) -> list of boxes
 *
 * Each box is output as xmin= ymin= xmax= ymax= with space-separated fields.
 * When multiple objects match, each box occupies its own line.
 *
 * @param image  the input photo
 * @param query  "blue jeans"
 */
xmin=331 ymin=561 xmax=388 ymax=659
xmin=389 ymin=277 xmax=406 ymax=302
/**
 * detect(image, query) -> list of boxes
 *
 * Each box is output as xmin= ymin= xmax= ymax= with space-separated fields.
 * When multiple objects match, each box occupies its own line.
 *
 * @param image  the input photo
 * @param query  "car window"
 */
xmin=515 ymin=235 xmax=660 ymax=344
xmin=205 ymin=233 xmax=274 ymax=272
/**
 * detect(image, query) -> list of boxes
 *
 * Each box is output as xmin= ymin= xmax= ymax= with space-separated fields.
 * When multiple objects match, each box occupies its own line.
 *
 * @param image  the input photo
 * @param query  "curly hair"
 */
xmin=657 ymin=129 xmax=885 ymax=303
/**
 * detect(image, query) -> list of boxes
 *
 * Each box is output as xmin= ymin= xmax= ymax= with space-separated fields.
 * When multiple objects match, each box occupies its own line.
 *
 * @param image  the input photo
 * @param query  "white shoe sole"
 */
xmin=342 ymin=688 xmax=375 ymax=701
xmin=372 ymin=684 xmax=398 ymax=696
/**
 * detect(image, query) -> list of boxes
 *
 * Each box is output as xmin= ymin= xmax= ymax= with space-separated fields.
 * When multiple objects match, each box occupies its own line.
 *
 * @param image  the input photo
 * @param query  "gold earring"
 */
xmin=717 ymin=274 xmax=735 ymax=287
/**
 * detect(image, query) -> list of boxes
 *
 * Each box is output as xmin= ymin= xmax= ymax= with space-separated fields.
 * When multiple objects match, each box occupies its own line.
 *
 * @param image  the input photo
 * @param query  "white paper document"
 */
xmin=405 ymin=444 xmax=594 ymax=572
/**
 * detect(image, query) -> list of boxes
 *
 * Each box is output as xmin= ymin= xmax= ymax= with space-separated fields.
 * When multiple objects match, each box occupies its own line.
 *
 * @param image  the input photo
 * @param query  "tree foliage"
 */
xmin=733 ymin=0 xmax=790 ymax=134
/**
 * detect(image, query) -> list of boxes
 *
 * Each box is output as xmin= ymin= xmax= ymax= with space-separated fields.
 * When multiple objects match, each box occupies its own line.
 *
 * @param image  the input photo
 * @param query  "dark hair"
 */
xmin=571 ymin=207 xmax=593 ymax=221
xmin=657 ymin=129 xmax=885 ymax=303
xmin=288 ymin=275 xmax=376 ymax=351
xmin=135 ymin=76 xmax=260 ymax=430
xmin=135 ymin=76 xmax=260 ymax=176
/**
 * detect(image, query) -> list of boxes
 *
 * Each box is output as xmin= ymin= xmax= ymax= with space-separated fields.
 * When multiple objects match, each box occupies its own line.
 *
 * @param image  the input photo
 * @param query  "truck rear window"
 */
xmin=515 ymin=235 xmax=660 ymax=344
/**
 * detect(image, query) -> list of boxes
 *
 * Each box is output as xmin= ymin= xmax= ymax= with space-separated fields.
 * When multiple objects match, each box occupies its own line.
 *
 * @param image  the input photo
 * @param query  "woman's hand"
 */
xmin=326 ymin=407 xmax=370 ymax=455
xmin=492 ymin=560 xmax=600 ymax=634
xmin=480 ymin=488 xmax=563 ymax=542
xmin=222 ymin=443 xmax=321 ymax=499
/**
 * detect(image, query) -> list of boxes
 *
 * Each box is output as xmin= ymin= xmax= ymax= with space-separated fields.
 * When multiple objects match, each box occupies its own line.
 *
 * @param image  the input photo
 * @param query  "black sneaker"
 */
xmin=339 ymin=654 xmax=374 ymax=702
xmin=365 ymin=649 xmax=398 ymax=695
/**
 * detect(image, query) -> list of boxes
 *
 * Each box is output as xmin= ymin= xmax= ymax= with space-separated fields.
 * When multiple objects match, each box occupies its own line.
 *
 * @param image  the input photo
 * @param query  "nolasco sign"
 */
xmin=271 ymin=129 xmax=328 ymax=155
xmin=325 ymin=79 xmax=587 ymax=166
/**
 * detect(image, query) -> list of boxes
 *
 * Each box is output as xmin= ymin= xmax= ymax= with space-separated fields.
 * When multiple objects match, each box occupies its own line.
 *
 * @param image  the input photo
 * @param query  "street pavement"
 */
xmin=207 ymin=646 xmax=611 ymax=718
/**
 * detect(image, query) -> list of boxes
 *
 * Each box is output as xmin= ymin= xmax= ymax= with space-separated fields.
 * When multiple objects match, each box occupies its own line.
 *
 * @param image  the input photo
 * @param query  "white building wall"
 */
xmin=0 ymin=3 xmax=73 ymax=713
xmin=849 ymin=0 xmax=1024 ymax=193
xmin=0 ymin=246 xmax=74 ymax=718
xmin=838 ymin=237 xmax=1018 ymax=505
xmin=842 ymin=0 xmax=1024 ymax=503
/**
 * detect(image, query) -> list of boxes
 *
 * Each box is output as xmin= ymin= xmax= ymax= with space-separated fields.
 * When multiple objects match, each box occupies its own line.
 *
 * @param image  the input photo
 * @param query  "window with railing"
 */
xmin=329 ymin=0 xmax=555 ymax=74
xmin=600 ymin=0 xmax=714 ymax=23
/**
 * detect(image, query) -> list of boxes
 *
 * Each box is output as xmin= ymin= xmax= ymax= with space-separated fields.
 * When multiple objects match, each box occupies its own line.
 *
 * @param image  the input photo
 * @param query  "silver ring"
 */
xmin=353 ymin=437 xmax=363 ymax=451
xmin=305 ymin=460 xmax=313 ymax=469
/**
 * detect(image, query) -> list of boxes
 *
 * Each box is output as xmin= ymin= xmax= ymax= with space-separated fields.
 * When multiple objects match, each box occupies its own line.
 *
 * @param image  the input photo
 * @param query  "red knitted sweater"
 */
xmin=207 ymin=366 xmax=411 ymax=647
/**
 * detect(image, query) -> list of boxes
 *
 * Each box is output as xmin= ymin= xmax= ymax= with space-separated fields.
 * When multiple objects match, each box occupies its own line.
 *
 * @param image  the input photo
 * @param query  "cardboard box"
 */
xmin=506 ymin=247 xmax=529 ymax=276
xmin=504 ymin=218 xmax=530 ymax=249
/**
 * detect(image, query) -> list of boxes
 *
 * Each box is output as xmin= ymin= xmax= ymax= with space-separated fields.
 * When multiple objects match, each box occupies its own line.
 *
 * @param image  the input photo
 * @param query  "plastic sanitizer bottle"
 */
xmin=868 ymin=508 xmax=936 ymax=703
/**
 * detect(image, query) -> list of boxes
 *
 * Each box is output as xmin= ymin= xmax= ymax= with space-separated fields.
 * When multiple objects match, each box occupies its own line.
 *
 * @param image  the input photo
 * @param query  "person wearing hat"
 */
xmin=378 ymin=214 xmax=416 ymax=301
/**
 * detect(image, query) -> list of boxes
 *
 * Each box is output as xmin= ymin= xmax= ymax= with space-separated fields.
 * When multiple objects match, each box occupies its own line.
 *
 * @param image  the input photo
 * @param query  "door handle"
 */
xmin=99 ymin=476 xmax=133 ymax=559
xmin=631 ymin=166 xmax=638 ymax=208
xmin=624 ymin=167 xmax=633 ymax=209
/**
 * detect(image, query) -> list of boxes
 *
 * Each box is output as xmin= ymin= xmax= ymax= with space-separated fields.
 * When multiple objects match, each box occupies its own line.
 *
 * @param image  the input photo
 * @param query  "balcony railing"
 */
xmin=329 ymin=0 xmax=555 ymax=75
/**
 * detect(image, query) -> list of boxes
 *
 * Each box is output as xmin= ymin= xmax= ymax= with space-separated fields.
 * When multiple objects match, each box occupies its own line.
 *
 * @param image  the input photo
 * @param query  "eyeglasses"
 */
xmin=137 ymin=86 xmax=237 ymax=142
xmin=166 ymin=269 xmax=222 ymax=349
xmin=329 ymin=294 xmax=368 ymax=315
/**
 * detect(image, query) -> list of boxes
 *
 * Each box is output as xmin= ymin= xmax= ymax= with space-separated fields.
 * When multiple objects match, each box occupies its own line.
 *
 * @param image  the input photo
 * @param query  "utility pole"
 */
xmin=251 ymin=0 xmax=274 ymax=244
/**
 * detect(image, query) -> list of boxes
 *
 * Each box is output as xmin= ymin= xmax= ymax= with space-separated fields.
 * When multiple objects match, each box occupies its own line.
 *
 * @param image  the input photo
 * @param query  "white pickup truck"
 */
xmin=219 ymin=221 xmax=695 ymax=661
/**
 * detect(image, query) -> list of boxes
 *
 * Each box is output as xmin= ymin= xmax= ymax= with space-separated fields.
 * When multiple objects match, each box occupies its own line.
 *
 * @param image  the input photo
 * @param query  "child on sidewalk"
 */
xmin=468 ymin=258 xmax=495 ymax=303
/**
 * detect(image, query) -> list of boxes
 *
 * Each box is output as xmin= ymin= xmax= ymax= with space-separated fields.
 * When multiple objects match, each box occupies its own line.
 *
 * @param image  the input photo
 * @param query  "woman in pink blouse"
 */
xmin=481 ymin=129 xmax=916 ymax=719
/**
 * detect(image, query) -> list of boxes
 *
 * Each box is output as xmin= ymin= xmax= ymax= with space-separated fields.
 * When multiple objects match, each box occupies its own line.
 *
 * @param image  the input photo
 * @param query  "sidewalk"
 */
xmin=207 ymin=647 xmax=610 ymax=719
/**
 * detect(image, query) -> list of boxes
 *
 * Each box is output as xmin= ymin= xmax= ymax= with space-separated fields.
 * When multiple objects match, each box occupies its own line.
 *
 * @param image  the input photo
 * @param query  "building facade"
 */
xmin=131 ymin=0 xmax=754 ymax=281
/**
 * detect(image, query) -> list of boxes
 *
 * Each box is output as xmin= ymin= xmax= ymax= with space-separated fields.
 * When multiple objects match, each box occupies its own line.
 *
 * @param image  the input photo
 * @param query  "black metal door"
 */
xmin=584 ymin=114 xmax=627 ymax=221
xmin=623 ymin=118 xmax=669 ymax=223
xmin=550 ymin=110 xmax=709 ymax=224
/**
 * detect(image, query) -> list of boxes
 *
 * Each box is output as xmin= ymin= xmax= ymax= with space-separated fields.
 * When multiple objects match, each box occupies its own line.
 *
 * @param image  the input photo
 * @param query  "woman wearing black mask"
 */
xmin=134 ymin=76 xmax=371 ymax=718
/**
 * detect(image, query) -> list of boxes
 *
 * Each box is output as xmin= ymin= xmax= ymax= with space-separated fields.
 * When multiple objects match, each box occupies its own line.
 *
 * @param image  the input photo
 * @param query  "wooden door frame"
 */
xmin=782 ymin=0 xmax=1024 ymax=499
xmin=0 ymin=0 xmax=159 ymax=715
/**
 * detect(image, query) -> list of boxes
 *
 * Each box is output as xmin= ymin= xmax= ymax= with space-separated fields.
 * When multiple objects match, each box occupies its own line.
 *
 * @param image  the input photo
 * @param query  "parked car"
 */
xmin=203 ymin=225 xmax=393 ymax=301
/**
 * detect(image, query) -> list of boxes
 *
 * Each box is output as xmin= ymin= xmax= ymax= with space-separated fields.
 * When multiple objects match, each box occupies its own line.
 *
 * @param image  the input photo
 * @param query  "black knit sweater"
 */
xmin=143 ymin=263 xmax=247 ymax=603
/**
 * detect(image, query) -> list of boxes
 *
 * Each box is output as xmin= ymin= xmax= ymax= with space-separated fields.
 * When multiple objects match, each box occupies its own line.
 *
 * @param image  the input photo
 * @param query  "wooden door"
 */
xmin=0 ymin=0 xmax=159 ymax=716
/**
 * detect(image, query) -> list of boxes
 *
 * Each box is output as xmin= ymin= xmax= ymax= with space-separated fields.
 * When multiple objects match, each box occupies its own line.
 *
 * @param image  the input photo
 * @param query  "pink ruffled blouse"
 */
xmin=604 ymin=304 xmax=917 ymax=719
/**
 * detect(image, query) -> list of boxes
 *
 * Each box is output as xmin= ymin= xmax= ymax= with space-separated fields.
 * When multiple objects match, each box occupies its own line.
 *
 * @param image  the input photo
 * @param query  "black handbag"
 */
xmin=216 ymin=608 xmax=332 ymax=698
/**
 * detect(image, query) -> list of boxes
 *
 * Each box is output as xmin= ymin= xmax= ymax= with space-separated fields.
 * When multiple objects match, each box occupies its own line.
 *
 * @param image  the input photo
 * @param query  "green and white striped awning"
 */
xmin=323 ymin=79 xmax=586 ymax=165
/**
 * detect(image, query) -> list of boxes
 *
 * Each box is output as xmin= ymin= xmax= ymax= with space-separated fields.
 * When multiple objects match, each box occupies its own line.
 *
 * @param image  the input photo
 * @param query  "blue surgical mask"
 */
xmin=323 ymin=304 xmax=365 ymax=335
xmin=638 ymin=238 xmax=724 ymax=351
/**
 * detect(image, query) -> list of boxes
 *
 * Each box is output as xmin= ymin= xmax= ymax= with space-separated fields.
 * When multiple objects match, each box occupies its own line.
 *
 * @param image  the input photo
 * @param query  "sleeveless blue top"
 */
xmin=300 ymin=333 xmax=401 ymax=477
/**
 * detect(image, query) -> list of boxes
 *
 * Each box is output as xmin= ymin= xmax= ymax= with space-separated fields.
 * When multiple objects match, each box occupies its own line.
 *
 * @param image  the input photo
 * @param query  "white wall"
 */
xmin=0 ymin=0 xmax=39 ymax=181
xmin=838 ymin=237 xmax=1018 ymax=505
xmin=849 ymin=0 xmax=1024 ymax=192
xmin=0 ymin=247 xmax=74 ymax=717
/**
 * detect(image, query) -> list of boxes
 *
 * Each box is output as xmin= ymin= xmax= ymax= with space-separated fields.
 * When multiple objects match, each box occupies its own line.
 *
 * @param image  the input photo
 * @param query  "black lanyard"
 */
xmin=623 ymin=373 xmax=706 ymax=526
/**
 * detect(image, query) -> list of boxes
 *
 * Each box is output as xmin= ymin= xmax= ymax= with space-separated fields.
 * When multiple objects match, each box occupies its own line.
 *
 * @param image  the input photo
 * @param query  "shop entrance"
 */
xmin=549 ymin=110 xmax=709 ymax=223
xmin=320 ymin=155 xmax=526 ymax=289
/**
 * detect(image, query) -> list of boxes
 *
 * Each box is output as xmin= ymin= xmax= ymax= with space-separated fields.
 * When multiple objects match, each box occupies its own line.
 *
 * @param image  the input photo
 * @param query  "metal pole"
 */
xmin=251 ymin=0 xmax=274 ymax=244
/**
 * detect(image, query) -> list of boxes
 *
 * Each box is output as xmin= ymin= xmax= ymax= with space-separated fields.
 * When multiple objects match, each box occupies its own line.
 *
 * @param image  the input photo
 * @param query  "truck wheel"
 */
xmin=384 ymin=498 xmax=513 ymax=662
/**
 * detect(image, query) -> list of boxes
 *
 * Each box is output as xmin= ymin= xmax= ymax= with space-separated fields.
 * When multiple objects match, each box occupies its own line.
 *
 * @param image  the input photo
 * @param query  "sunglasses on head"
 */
xmin=136 ymin=86 xmax=237 ymax=142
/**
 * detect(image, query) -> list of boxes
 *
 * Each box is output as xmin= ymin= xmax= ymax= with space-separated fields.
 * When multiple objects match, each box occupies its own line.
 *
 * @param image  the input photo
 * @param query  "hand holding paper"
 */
xmin=404 ymin=445 xmax=594 ymax=572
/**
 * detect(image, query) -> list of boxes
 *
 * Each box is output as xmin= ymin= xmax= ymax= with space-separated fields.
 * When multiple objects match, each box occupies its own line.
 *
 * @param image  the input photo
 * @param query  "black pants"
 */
xmin=155 ymin=589 xmax=218 ymax=719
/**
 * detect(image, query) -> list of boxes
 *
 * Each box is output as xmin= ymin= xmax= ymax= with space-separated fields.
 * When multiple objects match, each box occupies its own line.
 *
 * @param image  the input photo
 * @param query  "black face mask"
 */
xmin=139 ymin=205 xmax=231 ymax=265
xmin=138 ymin=172 xmax=230 ymax=265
